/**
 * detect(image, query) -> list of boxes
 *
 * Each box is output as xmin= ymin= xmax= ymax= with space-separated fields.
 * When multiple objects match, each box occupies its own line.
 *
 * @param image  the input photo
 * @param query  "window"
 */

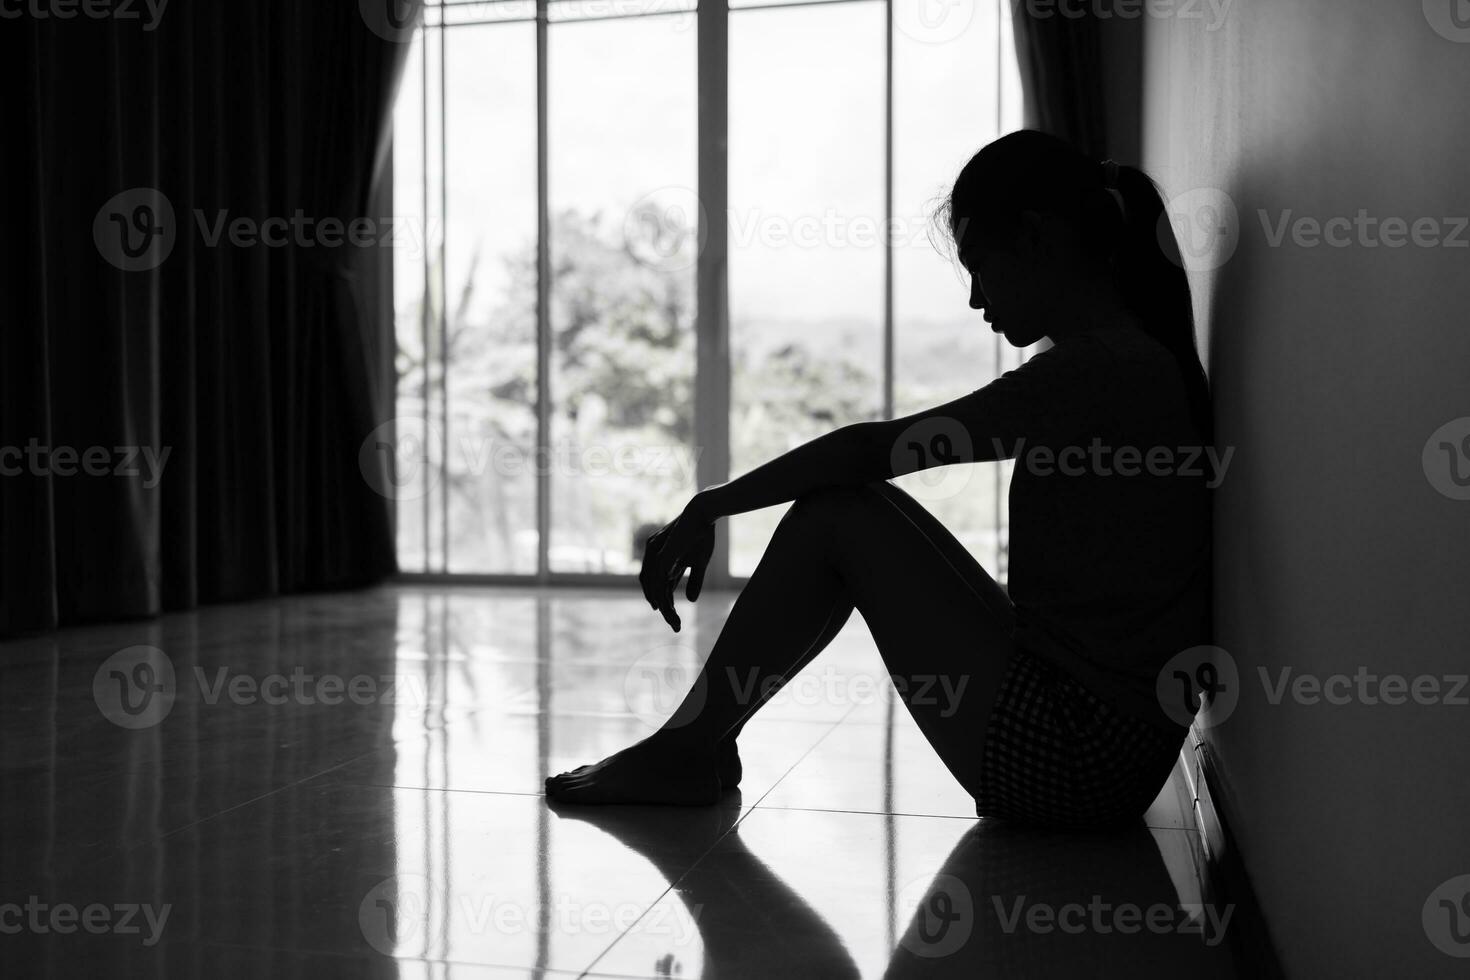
xmin=393 ymin=0 xmax=1024 ymax=584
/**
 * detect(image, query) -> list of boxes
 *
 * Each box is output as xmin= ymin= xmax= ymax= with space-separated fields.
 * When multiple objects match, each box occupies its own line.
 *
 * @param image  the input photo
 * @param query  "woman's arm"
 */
xmin=645 ymin=367 xmax=1049 ymax=627
xmin=685 ymin=337 xmax=1111 ymax=524
xmin=686 ymin=390 xmax=1017 ymax=524
xmin=644 ymin=341 xmax=1092 ymax=627
xmin=686 ymin=423 xmax=883 ymax=523
xmin=642 ymin=424 xmax=889 ymax=629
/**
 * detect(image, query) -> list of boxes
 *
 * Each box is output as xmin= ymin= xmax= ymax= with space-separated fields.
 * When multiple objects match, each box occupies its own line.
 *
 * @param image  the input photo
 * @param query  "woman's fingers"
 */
xmin=640 ymin=515 xmax=710 ymax=629
xmin=661 ymin=564 xmax=682 ymax=631
xmin=684 ymin=527 xmax=713 ymax=602
xmin=685 ymin=560 xmax=705 ymax=602
xmin=638 ymin=531 xmax=668 ymax=609
xmin=638 ymin=556 xmax=658 ymax=609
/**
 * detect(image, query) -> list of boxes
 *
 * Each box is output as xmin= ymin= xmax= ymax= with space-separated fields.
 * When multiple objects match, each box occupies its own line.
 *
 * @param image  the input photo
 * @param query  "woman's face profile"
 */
xmin=960 ymin=209 xmax=1085 ymax=350
xmin=962 ymin=236 xmax=1048 ymax=350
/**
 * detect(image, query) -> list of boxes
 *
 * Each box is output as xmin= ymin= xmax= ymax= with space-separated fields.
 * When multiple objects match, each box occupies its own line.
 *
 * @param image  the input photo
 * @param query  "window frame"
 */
xmin=395 ymin=0 xmax=1014 ymax=588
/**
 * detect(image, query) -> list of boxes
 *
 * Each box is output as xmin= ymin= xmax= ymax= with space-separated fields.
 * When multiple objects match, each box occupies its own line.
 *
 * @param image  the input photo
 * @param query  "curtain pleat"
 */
xmin=1009 ymin=0 xmax=1111 ymax=159
xmin=1 ymin=2 xmax=419 ymax=636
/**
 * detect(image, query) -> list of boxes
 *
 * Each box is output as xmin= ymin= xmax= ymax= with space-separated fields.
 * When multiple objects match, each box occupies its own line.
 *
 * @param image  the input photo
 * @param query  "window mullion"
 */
xmin=535 ymin=0 xmax=552 ymax=583
xmin=695 ymin=0 xmax=732 ymax=587
xmin=883 ymin=0 xmax=894 ymax=421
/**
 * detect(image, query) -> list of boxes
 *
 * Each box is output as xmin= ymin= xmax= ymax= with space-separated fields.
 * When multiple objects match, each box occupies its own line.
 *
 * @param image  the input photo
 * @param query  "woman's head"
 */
xmin=936 ymin=129 xmax=1212 ymax=440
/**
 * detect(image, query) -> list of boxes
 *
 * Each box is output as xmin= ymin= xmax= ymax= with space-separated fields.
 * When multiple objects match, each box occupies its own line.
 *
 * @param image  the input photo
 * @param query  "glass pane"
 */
xmin=442 ymin=23 xmax=540 ymax=573
xmin=728 ymin=2 xmax=887 ymax=576
xmin=891 ymin=0 xmax=1026 ymax=583
xmin=391 ymin=30 xmax=437 ymax=572
xmin=548 ymin=17 xmax=698 ymax=573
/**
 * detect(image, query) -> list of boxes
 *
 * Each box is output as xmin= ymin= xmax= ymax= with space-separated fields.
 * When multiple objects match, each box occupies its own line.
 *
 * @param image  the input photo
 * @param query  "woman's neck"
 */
xmin=1046 ymin=286 xmax=1137 ymax=343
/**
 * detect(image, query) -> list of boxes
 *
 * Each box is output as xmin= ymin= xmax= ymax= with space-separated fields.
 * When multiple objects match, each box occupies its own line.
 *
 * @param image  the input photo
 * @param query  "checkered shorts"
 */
xmin=974 ymin=646 xmax=1186 ymax=828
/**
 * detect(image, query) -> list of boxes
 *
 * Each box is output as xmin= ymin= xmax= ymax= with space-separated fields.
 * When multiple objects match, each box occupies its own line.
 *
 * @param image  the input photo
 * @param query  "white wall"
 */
xmin=1140 ymin=1 xmax=1470 ymax=975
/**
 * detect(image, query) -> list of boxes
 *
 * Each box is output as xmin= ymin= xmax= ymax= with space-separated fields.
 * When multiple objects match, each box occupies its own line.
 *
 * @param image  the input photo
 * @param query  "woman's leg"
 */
xmin=545 ymin=480 xmax=1020 ymax=804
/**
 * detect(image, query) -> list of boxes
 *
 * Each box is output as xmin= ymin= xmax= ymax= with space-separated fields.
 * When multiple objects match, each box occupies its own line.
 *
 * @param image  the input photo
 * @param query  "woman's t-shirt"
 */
xmin=963 ymin=318 xmax=1213 ymax=737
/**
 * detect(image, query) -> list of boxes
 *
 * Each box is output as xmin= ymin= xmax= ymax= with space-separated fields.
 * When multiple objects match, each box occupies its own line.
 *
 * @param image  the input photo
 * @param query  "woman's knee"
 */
xmin=811 ymin=479 xmax=1013 ymax=621
xmin=787 ymin=482 xmax=888 ymax=525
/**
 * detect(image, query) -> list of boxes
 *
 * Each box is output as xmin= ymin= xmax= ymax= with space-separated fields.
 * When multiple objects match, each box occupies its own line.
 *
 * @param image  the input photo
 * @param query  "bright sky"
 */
xmin=395 ymin=0 xmax=1022 ymax=328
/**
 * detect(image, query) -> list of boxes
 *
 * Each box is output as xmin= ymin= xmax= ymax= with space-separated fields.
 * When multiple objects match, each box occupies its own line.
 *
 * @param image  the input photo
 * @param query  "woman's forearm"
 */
xmin=688 ymin=423 xmax=887 ymax=522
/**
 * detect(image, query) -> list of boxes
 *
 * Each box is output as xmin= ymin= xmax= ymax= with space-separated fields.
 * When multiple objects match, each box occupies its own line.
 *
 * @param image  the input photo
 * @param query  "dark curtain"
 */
xmin=0 ymin=2 xmax=420 ymax=635
xmin=1009 ymin=0 xmax=1110 ymax=160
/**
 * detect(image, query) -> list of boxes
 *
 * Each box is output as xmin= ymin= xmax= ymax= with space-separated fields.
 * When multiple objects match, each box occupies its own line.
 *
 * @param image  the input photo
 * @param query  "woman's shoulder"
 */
xmin=997 ymin=314 xmax=1195 ymax=409
xmin=1082 ymin=315 xmax=1195 ymax=394
xmin=1028 ymin=314 xmax=1173 ymax=384
xmin=1034 ymin=315 xmax=1200 ymax=433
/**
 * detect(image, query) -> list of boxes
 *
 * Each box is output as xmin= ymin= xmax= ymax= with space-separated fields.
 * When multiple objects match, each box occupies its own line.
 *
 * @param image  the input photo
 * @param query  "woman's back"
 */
xmin=976 ymin=316 xmax=1213 ymax=734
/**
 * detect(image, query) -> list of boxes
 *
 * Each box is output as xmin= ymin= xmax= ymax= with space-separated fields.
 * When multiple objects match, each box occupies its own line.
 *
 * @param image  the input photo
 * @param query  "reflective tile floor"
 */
xmin=0 ymin=585 xmax=1243 ymax=978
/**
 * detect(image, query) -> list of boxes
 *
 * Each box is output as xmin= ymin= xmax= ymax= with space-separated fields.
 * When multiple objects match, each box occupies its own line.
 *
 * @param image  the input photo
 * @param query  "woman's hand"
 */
xmin=638 ymin=498 xmax=716 ymax=633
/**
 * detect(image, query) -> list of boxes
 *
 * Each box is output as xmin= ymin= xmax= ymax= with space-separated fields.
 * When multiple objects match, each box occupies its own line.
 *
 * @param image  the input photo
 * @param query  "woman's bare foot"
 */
xmin=545 ymin=732 xmax=724 ymax=805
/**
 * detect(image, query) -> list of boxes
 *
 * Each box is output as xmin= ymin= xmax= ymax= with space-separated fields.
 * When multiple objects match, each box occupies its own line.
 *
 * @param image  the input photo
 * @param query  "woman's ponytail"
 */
xmin=1108 ymin=161 xmax=1214 ymax=445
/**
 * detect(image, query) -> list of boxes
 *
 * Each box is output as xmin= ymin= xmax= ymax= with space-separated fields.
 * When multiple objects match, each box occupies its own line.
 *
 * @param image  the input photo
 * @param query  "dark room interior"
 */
xmin=3 ymin=0 xmax=1469 ymax=976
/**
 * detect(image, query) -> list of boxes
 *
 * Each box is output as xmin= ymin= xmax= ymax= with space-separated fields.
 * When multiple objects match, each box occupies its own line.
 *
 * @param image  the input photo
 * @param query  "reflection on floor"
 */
xmin=0 ymin=585 xmax=1242 ymax=977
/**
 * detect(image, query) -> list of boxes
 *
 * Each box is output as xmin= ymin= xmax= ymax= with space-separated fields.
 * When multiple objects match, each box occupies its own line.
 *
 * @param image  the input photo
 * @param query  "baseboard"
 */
xmin=1180 ymin=726 xmax=1288 ymax=978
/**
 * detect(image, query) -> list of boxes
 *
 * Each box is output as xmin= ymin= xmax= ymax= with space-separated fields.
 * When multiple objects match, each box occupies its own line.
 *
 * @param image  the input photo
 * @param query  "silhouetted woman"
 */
xmin=546 ymin=130 xmax=1213 ymax=828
